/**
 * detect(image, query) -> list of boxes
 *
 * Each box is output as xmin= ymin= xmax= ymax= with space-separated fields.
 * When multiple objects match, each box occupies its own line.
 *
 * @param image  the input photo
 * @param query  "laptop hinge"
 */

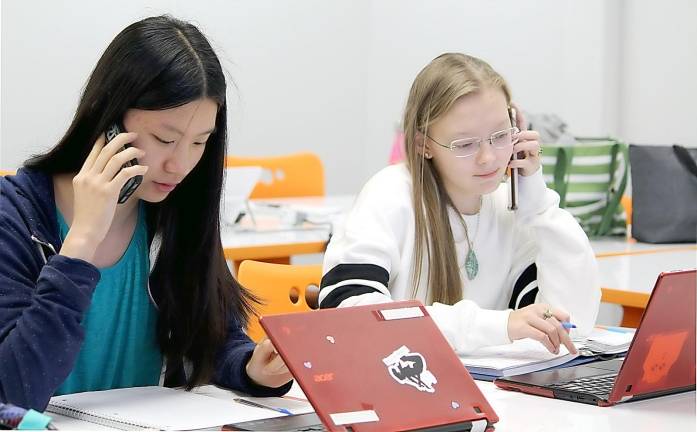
xmin=471 ymin=419 xmax=487 ymax=432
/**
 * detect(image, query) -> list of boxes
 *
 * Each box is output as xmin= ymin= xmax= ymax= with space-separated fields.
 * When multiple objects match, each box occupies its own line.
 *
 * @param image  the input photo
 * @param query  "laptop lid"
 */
xmin=608 ymin=269 xmax=696 ymax=403
xmin=222 ymin=166 xmax=263 ymax=225
xmin=260 ymin=300 xmax=498 ymax=432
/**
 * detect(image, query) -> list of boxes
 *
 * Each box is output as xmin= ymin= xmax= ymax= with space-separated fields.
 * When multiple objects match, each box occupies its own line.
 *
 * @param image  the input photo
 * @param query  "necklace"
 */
xmin=462 ymin=197 xmax=482 ymax=280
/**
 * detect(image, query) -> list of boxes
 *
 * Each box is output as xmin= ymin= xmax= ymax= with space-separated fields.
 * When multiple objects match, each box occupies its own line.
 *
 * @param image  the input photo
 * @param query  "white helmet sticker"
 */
xmin=383 ymin=345 xmax=437 ymax=393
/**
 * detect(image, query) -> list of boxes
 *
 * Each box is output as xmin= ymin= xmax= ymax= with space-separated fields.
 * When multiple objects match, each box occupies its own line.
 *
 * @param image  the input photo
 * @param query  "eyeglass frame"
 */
xmin=425 ymin=126 xmax=520 ymax=158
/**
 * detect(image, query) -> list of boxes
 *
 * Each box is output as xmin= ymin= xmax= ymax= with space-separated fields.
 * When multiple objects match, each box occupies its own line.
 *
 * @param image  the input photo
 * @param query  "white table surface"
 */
xmin=48 ymin=381 xmax=695 ymax=431
xmin=590 ymin=238 xmax=696 ymax=256
xmin=221 ymin=195 xmax=355 ymax=249
xmin=590 ymin=239 xmax=697 ymax=294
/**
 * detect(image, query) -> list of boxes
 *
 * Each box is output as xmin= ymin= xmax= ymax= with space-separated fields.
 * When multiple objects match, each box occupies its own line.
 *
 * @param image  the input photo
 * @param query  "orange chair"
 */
xmin=620 ymin=195 xmax=632 ymax=227
xmin=237 ymin=260 xmax=322 ymax=342
xmin=0 ymin=170 xmax=16 ymax=176
xmin=226 ymin=152 xmax=324 ymax=199
xmin=226 ymin=153 xmax=325 ymax=268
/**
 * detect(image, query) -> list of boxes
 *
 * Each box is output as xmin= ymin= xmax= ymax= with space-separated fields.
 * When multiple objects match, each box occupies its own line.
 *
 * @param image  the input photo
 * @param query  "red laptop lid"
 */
xmin=609 ymin=269 xmax=696 ymax=403
xmin=260 ymin=300 xmax=498 ymax=432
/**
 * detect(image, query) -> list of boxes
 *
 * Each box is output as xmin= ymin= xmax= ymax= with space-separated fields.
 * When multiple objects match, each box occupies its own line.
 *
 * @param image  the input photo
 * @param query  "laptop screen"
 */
xmin=609 ymin=269 xmax=696 ymax=403
xmin=222 ymin=166 xmax=263 ymax=225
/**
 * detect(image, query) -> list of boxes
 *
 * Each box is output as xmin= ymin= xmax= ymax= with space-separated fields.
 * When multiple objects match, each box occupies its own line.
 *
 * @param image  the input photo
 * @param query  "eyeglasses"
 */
xmin=426 ymin=127 xmax=519 ymax=158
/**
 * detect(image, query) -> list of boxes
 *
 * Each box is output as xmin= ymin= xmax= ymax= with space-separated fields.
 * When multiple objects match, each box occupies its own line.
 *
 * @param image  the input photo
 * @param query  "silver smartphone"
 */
xmin=508 ymin=107 xmax=518 ymax=211
xmin=105 ymin=122 xmax=143 ymax=204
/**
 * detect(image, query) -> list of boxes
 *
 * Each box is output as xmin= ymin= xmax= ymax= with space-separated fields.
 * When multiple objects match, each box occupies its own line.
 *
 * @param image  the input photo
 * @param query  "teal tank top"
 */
xmin=55 ymin=204 xmax=162 ymax=394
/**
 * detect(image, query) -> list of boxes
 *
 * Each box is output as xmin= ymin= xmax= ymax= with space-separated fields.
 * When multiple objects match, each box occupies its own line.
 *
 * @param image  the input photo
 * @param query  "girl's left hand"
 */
xmin=245 ymin=338 xmax=293 ymax=388
xmin=509 ymin=129 xmax=542 ymax=177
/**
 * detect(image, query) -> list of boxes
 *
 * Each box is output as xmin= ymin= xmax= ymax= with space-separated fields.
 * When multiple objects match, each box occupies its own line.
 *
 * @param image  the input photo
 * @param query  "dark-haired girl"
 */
xmin=0 ymin=16 xmax=292 ymax=410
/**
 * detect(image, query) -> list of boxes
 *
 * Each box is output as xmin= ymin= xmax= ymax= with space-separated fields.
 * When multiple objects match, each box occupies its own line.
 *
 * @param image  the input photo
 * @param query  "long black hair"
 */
xmin=26 ymin=15 xmax=255 ymax=388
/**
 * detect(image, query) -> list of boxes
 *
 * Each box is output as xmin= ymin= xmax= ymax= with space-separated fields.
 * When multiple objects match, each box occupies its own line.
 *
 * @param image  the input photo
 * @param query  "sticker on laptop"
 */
xmin=382 ymin=345 xmax=437 ymax=393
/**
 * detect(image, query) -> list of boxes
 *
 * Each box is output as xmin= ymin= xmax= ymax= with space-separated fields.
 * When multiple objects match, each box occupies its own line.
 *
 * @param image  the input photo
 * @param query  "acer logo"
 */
xmin=313 ymin=373 xmax=334 ymax=382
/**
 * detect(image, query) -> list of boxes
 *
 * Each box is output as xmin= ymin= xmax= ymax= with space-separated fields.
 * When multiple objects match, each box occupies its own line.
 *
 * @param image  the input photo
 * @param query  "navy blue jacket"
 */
xmin=0 ymin=168 xmax=290 ymax=410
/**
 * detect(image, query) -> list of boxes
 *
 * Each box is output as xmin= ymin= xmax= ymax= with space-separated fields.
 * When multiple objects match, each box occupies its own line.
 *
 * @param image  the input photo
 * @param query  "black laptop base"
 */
xmin=225 ymin=412 xmax=491 ymax=431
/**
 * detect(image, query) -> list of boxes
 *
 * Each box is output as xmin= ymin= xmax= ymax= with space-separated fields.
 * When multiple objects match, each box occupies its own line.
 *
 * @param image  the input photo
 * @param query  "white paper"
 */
xmin=47 ymin=386 xmax=284 ymax=430
xmin=330 ymin=410 xmax=379 ymax=426
xmin=460 ymin=339 xmax=577 ymax=376
xmin=380 ymin=306 xmax=424 ymax=320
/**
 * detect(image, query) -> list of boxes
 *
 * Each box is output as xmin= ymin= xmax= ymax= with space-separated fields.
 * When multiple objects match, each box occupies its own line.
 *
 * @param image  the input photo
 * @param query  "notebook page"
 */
xmin=47 ymin=386 xmax=283 ymax=430
xmin=460 ymin=339 xmax=577 ymax=376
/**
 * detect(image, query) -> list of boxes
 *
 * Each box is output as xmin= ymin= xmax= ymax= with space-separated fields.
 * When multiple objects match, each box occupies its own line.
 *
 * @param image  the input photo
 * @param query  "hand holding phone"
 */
xmin=59 ymin=127 xmax=147 ymax=264
xmin=105 ymin=122 xmax=143 ymax=203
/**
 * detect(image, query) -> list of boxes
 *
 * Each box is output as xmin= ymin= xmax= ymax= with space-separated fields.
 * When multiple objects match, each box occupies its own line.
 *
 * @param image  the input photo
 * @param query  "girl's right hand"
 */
xmin=60 ymin=132 xmax=147 ymax=263
xmin=507 ymin=303 xmax=577 ymax=355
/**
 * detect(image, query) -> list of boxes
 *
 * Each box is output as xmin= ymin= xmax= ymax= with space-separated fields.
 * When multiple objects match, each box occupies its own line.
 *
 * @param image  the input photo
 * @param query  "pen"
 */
xmin=233 ymin=398 xmax=293 ymax=415
xmin=596 ymin=325 xmax=633 ymax=334
xmin=561 ymin=322 xmax=577 ymax=329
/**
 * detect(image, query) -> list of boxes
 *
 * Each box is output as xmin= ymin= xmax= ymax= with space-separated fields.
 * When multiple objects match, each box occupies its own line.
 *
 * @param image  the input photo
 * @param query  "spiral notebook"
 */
xmin=46 ymin=386 xmax=283 ymax=430
xmin=460 ymin=338 xmax=578 ymax=378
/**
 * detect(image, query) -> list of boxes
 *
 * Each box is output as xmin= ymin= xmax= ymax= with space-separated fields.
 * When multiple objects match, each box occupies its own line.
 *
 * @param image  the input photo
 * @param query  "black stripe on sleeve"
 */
xmin=320 ymin=285 xmax=384 ymax=309
xmin=320 ymin=263 xmax=389 ymax=289
xmin=319 ymin=263 xmax=390 ymax=309
xmin=508 ymin=263 xmax=539 ymax=309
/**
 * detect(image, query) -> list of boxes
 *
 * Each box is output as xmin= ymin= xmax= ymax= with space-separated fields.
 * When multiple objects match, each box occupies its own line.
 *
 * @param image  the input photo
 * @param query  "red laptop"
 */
xmin=229 ymin=300 xmax=498 ymax=431
xmin=494 ymin=269 xmax=696 ymax=406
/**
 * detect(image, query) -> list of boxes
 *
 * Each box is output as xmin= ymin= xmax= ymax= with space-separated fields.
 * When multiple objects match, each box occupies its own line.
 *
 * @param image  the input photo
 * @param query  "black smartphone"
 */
xmin=508 ymin=107 xmax=518 ymax=211
xmin=105 ymin=122 xmax=143 ymax=204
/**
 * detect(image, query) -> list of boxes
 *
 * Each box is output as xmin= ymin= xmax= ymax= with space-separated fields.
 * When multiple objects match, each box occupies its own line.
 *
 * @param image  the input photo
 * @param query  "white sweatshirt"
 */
xmin=319 ymin=163 xmax=600 ymax=354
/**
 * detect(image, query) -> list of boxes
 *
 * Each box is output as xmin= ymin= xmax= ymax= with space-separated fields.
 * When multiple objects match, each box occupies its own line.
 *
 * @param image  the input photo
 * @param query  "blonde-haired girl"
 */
xmin=319 ymin=53 xmax=600 ymax=354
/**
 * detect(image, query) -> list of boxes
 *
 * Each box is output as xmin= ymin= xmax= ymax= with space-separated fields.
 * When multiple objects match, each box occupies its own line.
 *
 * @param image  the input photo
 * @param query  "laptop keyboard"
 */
xmin=549 ymin=373 xmax=617 ymax=398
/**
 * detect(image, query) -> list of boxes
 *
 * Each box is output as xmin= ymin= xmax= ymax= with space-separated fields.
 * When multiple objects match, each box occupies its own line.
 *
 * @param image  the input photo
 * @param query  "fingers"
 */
xmin=509 ymin=131 xmax=541 ymax=176
xmin=549 ymin=308 xmax=577 ymax=354
xmin=558 ymin=324 xmax=578 ymax=354
xmin=534 ymin=305 xmax=577 ymax=354
xmin=111 ymin=165 xmax=148 ymax=191
xmin=102 ymin=146 xmax=145 ymax=181
xmin=508 ymin=159 xmax=533 ymax=170
xmin=516 ymin=130 xmax=539 ymax=142
xmin=530 ymin=316 xmax=561 ymax=353
xmin=265 ymin=354 xmax=290 ymax=375
xmin=550 ymin=307 xmax=571 ymax=324
xmin=91 ymin=132 xmax=138 ymax=175
xmin=82 ymin=134 xmax=106 ymax=172
xmin=526 ymin=326 xmax=556 ymax=353
xmin=512 ymin=304 xmax=577 ymax=354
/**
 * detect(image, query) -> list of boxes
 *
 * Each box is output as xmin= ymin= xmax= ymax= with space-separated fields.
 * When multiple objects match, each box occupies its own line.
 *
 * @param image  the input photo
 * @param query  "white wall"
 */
xmin=0 ymin=0 xmax=368 ymax=193
xmin=2 ymin=0 xmax=696 ymax=193
xmin=0 ymin=3 xmax=3 ymax=169
xmin=361 ymin=0 xmax=620 ymax=179
xmin=619 ymin=0 xmax=697 ymax=145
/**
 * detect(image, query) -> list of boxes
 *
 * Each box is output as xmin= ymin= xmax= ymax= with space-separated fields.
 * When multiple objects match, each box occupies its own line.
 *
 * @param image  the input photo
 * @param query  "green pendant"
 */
xmin=465 ymin=248 xmax=479 ymax=280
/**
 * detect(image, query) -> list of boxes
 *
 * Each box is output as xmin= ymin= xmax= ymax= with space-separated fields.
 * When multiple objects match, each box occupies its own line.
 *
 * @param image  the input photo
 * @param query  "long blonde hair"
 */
xmin=403 ymin=53 xmax=511 ymax=304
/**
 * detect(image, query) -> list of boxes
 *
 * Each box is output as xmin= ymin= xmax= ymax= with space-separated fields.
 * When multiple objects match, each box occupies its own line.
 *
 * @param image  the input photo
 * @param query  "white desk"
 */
xmin=48 ymin=381 xmax=696 ymax=431
xmin=590 ymin=238 xmax=697 ymax=257
xmin=596 ymin=248 xmax=696 ymax=294
xmin=478 ymin=381 xmax=695 ymax=431
xmin=590 ymin=238 xmax=696 ymax=326
xmin=221 ymin=195 xmax=354 ymax=262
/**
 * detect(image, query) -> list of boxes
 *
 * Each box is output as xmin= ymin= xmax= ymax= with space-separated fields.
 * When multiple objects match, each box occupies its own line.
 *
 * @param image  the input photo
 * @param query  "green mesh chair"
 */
xmin=542 ymin=138 xmax=629 ymax=237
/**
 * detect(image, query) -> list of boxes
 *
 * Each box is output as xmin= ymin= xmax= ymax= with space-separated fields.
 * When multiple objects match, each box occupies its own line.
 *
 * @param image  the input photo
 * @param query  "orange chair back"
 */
xmin=0 ymin=170 xmax=16 ymax=176
xmin=621 ymin=195 xmax=633 ymax=226
xmin=226 ymin=153 xmax=324 ymax=198
xmin=237 ymin=260 xmax=322 ymax=342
